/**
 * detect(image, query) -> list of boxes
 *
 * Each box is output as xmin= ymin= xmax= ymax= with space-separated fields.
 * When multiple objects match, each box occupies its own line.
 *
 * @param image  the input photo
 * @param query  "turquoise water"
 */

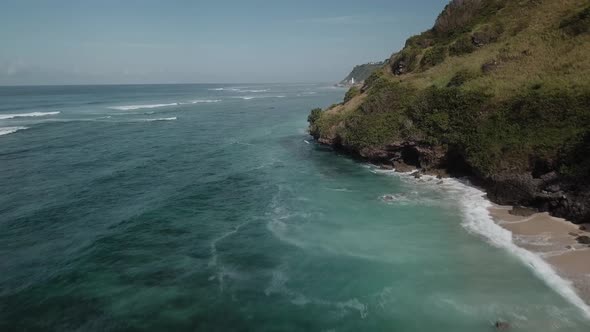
xmin=0 ymin=84 xmax=589 ymax=331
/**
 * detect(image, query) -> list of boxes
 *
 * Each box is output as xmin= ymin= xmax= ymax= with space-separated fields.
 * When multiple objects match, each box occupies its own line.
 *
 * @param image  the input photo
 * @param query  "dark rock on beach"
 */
xmin=576 ymin=235 xmax=590 ymax=244
xmin=509 ymin=206 xmax=537 ymax=217
xmin=393 ymin=160 xmax=416 ymax=173
xmin=494 ymin=321 xmax=510 ymax=330
xmin=380 ymin=163 xmax=394 ymax=170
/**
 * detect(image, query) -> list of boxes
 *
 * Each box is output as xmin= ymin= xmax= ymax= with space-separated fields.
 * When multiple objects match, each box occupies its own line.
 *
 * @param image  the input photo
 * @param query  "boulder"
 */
xmin=482 ymin=60 xmax=499 ymax=73
xmin=380 ymin=163 xmax=394 ymax=170
xmin=494 ymin=321 xmax=510 ymax=330
xmin=509 ymin=206 xmax=537 ymax=217
xmin=382 ymin=195 xmax=395 ymax=202
xmin=576 ymin=236 xmax=590 ymax=244
xmin=540 ymin=171 xmax=558 ymax=182
xmin=486 ymin=173 xmax=540 ymax=206
xmin=393 ymin=160 xmax=416 ymax=173
xmin=393 ymin=60 xmax=407 ymax=75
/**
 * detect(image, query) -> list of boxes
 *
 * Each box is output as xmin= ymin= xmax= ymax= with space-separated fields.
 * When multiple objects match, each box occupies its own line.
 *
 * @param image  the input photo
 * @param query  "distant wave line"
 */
xmin=191 ymin=99 xmax=221 ymax=104
xmin=0 ymin=111 xmax=60 ymax=120
xmin=209 ymin=87 xmax=269 ymax=93
xmin=143 ymin=117 xmax=177 ymax=122
xmin=108 ymin=103 xmax=179 ymax=111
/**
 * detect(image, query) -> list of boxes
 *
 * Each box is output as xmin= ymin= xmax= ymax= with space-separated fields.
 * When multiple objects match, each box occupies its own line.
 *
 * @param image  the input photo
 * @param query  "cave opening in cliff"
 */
xmin=446 ymin=148 xmax=474 ymax=177
xmin=401 ymin=146 xmax=421 ymax=168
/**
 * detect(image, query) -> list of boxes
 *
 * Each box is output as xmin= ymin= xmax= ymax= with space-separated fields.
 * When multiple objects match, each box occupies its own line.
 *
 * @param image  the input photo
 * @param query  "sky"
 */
xmin=0 ymin=0 xmax=448 ymax=85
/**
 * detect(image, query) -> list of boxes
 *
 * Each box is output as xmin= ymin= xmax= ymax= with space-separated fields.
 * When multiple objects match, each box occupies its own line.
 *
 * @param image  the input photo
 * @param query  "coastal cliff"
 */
xmin=309 ymin=0 xmax=590 ymax=224
xmin=339 ymin=61 xmax=386 ymax=86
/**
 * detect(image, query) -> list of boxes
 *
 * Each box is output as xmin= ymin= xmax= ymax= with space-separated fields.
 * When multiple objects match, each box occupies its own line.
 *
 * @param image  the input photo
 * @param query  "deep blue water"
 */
xmin=0 ymin=84 xmax=589 ymax=331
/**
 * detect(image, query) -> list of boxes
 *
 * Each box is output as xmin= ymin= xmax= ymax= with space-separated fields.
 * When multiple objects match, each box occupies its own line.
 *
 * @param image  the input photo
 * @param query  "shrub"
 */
xmin=405 ymin=32 xmax=435 ymax=49
xmin=344 ymin=87 xmax=360 ymax=103
xmin=447 ymin=69 xmax=479 ymax=87
xmin=433 ymin=0 xmax=506 ymax=37
xmin=472 ymin=23 xmax=504 ymax=46
xmin=449 ymin=35 xmax=477 ymax=56
xmin=343 ymin=111 xmax=406 ymax=149
xmin=560 ymin=6 xmax=590 ymax=36
xmin=392 ymin=48 xmax=422 ymax=75
xmin=420 ymin=46 xmax=448 ymax=69
xmin=466 ymin=89 xmax=590 ymax=175
xmin=364 ymin=70 xmax=384 ymax=87
xmin=406 ymin=86 xmax=489 ymax=145
xmin=362 ymin=80 xmax=416 ymax=114
xmin=307 ymin=108 xmax=323 ymax=125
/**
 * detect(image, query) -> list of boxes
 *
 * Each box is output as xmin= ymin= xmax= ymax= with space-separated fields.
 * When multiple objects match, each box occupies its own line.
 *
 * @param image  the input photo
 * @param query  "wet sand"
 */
xmin=489 ymin=205 xmax=590 ymax=303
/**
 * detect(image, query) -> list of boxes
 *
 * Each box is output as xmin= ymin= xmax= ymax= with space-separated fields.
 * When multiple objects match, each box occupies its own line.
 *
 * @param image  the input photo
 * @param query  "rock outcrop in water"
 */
xmin=308 ymin=0 xmax=590 ymax=224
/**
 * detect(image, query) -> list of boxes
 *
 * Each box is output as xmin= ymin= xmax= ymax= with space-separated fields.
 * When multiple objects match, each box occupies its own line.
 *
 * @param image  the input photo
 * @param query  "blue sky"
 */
xmin=0 ymin=0 xmax=447 ymax=85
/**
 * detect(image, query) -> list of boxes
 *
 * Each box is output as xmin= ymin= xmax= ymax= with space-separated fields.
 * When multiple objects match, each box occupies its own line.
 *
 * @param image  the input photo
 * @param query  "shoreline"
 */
xmin=371 ymin=164 xmax=590 ymax=319
xmin=489 ymin=204 xmax=590 ymax=306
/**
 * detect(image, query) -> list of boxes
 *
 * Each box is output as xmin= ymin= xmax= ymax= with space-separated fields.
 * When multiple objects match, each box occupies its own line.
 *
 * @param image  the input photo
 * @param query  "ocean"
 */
xmin=0 ymin=84 xmax=588 ymax=331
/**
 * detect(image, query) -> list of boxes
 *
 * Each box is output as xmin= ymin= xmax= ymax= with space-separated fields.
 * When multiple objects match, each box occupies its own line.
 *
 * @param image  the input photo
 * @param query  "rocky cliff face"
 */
xmin=309 ymin=0 xmax=590 ymax=224
xmin=311 ymin=123 xmax=590 ymax=223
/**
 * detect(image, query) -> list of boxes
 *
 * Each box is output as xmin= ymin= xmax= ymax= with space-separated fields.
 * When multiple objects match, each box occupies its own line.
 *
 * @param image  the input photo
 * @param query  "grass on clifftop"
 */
xmin=309 ymin=0 xmax=590 ymax=180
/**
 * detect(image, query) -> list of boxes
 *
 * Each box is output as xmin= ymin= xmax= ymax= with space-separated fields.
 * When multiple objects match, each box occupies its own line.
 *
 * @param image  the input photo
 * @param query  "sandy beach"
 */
xmin=489 ymin=205 xmax=590 ymax=303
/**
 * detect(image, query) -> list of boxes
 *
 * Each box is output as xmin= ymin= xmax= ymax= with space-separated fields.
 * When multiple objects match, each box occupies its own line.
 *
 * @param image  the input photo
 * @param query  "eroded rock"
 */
xmin=576 ymin=235 xmax=590 ymax=244
xmin=509 ymin=206 xmax=537 ymax=217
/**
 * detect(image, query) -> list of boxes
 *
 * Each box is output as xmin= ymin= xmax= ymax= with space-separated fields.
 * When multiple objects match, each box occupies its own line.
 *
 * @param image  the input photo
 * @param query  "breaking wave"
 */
xmin=0 ymin=111 xmax=60 ymax=120
xmin=109 ymin=103 xmax=179 ymax=111
xmin=371 ymin=166 xmax=590 ymax=319
xmin=209 ymin=87 xmax=269 ymax=93
xmin=0 ymin=126 xmax=28 ymax=136
xmin=143 ymin=117 xmax=177 ymax=122
xmin=191 ymin=99 xmax=221 ymax=104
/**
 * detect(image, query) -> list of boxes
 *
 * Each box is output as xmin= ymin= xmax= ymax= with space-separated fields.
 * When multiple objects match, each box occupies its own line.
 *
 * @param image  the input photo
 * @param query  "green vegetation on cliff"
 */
xmin=309 ymin=0 xmax=590 ymax=183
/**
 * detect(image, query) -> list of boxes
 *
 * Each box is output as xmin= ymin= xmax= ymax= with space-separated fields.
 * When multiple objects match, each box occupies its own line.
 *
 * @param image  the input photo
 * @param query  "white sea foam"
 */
xmin=209 ymin=87 xmax=243 ymax=92
xmin=0 ymin=126 xmax=28 ymax=136
xmin=190 ymin=99 xmax=221 ymax=104
xmin=209 ymin=87 xmax=269 ymax=93
xmin=379 ymin=192 xmax=439 ymax=206
xmin=265 ymin=266 xmax=369 ymax=318
xmin=365 ymin=165 xmax=590 ymax=318
xmin=0 ymin=111 xmax=60 ymax=120
xmin=445 ymin=179 xmax=590 ymax=318
xmin=144 ymin=117 xmax=177 ymax=122
xmin=208 ymin=220 xmax=251 ymax=290
xmin=236 ymin=95 xmax=285 ymax=100
xmin=374 ymin=167 xmax=590 ymax=319
xmin=108 ymin=103 xmax=178 ymax=111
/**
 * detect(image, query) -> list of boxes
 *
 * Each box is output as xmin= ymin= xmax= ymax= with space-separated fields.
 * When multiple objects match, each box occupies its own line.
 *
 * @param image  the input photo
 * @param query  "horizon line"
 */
xmin=0 ymin=81 xmax=338 ymax=88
